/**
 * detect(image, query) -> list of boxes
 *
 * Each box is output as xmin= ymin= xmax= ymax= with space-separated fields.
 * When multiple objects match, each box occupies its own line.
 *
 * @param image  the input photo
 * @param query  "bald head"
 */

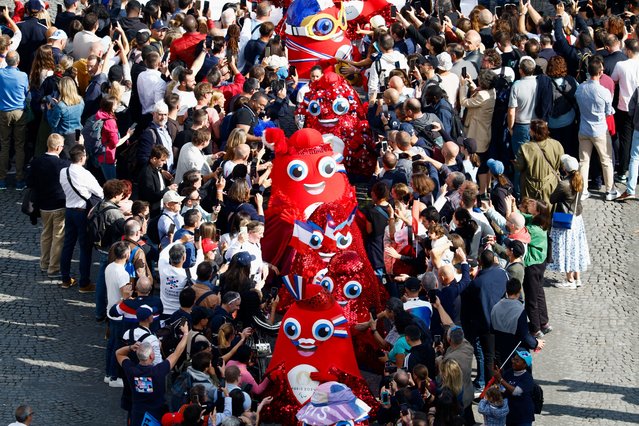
xmin=388 ymin=76 xmax=405 ymax=91
xmin=383 ymin=88 xmax=400 ymax=105
xmin=184 ymin=15 xmax=197 ymax=32
xmin=442 ymin=141 xmax=459 ymax=160
xmin=396 ymin=131 xmax=411 ymax=150
xmin=234 ymin=143 xmax=251 ymax=160
xmin=89 ymin=40 xmax=104 ymax=57
xmin=464 ymin=30 xmax=481 ymax=51
xmin=136 ymin=277 xmax=153 ymax=295
xmin=439 ymin=264 xmax=456 ymax=285
xmin=508 ymin=212 xmax=525 ymax=230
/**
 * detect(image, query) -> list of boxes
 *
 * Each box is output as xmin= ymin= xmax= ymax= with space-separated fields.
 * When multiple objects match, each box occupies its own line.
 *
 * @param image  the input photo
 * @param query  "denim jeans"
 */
xmin=511 ymin=123 xmax=530 ymax=197
xmin=95 ymin=251 xmax=109 ymax=320
xmin=101 ymin=163 xmax=117 ymax=180
xmin=473 ymin=337 xmax=485 ymax=388
xmin=60 ymin=208 xmax=92 ymax=286
xmin=106 ymin=319 xmax=124 ymax=379
xmin=625 ymin=130 xmax=639 ymax=195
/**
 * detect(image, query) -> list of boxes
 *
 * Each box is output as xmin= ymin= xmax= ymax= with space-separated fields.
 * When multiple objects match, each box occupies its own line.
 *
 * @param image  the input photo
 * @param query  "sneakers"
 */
xmin=103 ymin=376 xmax=111 ymax=384
xmin=615 ymin=192 xmax=636 ymax=202
xmin=581 ymin=190 xmax=591 ymax=200
xmin=79 ymin=283 xmax=96 ymax=293
xmin=605 ymin=189 xmax=621 ymax=201
xmin=0 ymin=180 xmax=6 ymax=190
xmin=615 ymin=174 xmax=627 ymax=183
xmin=15 ymin=180 xmax=26 ymax=190
xmin=533 ymin=330 xmax=544 ymax=339
xmin=109 ymin=378 xmax=124 ymax=388
xmin=554 ymin=280 xmax=577 ymax=290
xmin=60 ymin=278 xmax=77 ymax=289
xmin=575 ymin=279 xmax=583 ymax=287
xmin=541 ymin=324 xmax=553 ymax=334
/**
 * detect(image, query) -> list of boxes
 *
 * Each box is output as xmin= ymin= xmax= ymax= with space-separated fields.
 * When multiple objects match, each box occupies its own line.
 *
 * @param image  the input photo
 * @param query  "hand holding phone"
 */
xmin=461 ymin=66 xmax=468 ymax=79
xmin=168 ymin=223 xmax=176 ymax=235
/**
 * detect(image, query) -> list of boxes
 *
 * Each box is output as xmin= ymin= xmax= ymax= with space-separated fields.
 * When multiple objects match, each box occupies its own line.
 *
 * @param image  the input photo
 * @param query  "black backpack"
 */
xmin=146 ymin=212 xmax=170 ymax=245
xmin=87 ymin=203 xmax=119 ymax=250
xmin=157 ymin=317 xmax=188 ymax=358
xmin=439 ymin=103 xmax=465 ymax=139
xmin=122 ymin=328 xmax=151 ymax=364
xmin=575 ymin=51 xmax=592 ymax=83
xmin=532 ymin=381 xmax=544 ymax=414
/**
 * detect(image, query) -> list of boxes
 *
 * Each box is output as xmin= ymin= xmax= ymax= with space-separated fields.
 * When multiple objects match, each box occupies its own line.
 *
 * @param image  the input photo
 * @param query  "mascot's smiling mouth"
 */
xmin=297 ymin=339 xmax=317 ymax=357
xmin=319 ymin=251 xmax=335 ymax=262
xmin=318 ymin=118 xmax=339 ymax=127
xmin=304 ymin=182 xmax=326 ymax=195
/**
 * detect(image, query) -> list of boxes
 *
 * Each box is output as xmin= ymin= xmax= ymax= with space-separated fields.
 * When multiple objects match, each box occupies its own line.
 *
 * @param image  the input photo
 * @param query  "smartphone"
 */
xmin=270 ymin=286 xmax=279 ymax=298
xmin=57 ymin=4 xmax=62 ymax=14
xmin=369 ymin=306 xmax=377 ymax=320
xmin=194 ymin=228 xmax=201 ymax=242
xmin=265 ymin=46 xmax=271 ymax=57
xmin=413 ymin=1 xmax=422 ymax=13
xmin=202 ymin=1 xmax=209 ymax=15
xmin=428 ymin=289 xmax=437 ymax=303
xmin=179 ymin=316 xmax=187 ymax=329
xmin=495 ymin=5 xmax=503 ymax=17
xmin=168 ymin=223 xmax=176 ymax=235
xmin=434 ymin=334 xmax=442 ymax=346
xmin=461 ymin=66 xmax=468 ymax=79
xmin=218 ymin=377 xmax=226 ymax=389
xmin=75 ymin=129 xmax=81 ymax=141
xmin=129 ymin=122 xmax=137 ymax=131
xmin=240 ymin=0 xmax=247 ymax=9
xmin=0 ymin=5 xmax=7 ymax=13
xmin=400 ymin=403 xmax=409 ymax=417
xmin=380 ymin=390 xmax=390 ymax=404
xmin=162 ymin=48 xmax=170 ymax=63
xmin=382 ymin=104 xmax=389 ymax=114
xmin=239 ymin=225 xmax=248 ymax=235
xmin=216 ymin=357 xmax=224 ymax=367
xmin=381 ymin=140 xmax=388 ymax=152
xmin=390 ymin=5 xmax=397 ymax=18
xmin=288 ymin=65 xmax=296 ymax=77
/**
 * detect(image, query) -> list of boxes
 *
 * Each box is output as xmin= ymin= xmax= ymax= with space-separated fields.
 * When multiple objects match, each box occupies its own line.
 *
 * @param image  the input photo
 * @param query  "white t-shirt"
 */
xmin=105 ymin=262 xmax=130 ymax=320
xmin=440 ymin=72 xmax=460 ymax=108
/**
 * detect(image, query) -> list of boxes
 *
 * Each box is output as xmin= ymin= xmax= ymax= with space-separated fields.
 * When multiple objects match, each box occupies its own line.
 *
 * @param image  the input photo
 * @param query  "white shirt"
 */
xmin=159 ymin=241 xmax=202 ymax=314
xmin=440 ymin=72 xmax=460 ymax=108
xmin=172 ymin=85 xmax=197 ymax=116
xmin=123 ymin=326 xmax=163 ymax=365
xmin=138 ymin=69 xmax=167 ymax=114
xmin=72 ymin=30 xmax=110 ymax=60
xmin=611 ymin=58 xmax=639 ymax=112
xmin=368 ymin=51 xmax=410 ymax=99
xmin=106 ymin=262 xmax=130 ymax=320
xmin=0 ymin=30 xmax=21 ymax=69
xmin=225 ymin=239 xmax=264 ymax=280
xmin=59 ymin=163 xmax=104 ymax=209
xmin=174 ymin=143 xmax=213 ymax=185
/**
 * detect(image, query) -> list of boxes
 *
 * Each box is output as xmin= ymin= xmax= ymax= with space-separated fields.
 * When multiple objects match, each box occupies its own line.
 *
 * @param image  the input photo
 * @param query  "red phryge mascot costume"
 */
xmin=297 ymin=72 xmax=377 ymax=177
xmin=260 ymin=280 xmax=377 ymax=425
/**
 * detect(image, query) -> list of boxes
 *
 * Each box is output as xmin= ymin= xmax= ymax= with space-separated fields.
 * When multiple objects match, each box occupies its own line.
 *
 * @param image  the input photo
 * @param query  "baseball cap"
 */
xmin=233 ymin=251 xmax=256 ymax=267
xmin=27 ymin=0 xmax=43 ymax=11
xmin=505 ymin=239 xmax=525 ymax=258
xmin=191 ymin=306 xmax=212 ymax=324
xmin=560 ymin=154 xmax=579 ymax=173
xmin=136 ymin=305 xmax=154 ymax=321
xmin=515 ymin=349 xmax=533 ymax=367
xmin=136 ymin=29 xmax=151 ymax=45
xmin=370 ymin=15 xmax=388 ymax=31
xmin=457 ymin=137 xmax=477 ymax=154
xmin=399 ymin=122 xmax=416 ymax=137
xmin=63 ymin=0 xmax=77 ymax=5
xmin=487 ymin=158 xmax=504 ymax=176
xmin=416 ymin=54 xmax=439 ymax=68
xmin=151 ymin=19 xmax=169 ymax=30
xmin=162 ymin=190 xmax=185 ymax=205
xmin=519 ymin=55 xmax=536 ymax=68
xmin=49 ymin=30 xmax=68 ymax=40
xmin=436 ymin=52 xmax=453 ymax=71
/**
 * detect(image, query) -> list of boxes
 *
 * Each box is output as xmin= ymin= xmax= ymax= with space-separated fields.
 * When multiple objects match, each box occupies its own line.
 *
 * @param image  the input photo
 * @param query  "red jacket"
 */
xmin=218 ymin=72 xmax=246 ymax=111
xmin=96 ymin=110 xmax=119 ymax=165
xmin=170 ymin=32 xmax=206 ymax=68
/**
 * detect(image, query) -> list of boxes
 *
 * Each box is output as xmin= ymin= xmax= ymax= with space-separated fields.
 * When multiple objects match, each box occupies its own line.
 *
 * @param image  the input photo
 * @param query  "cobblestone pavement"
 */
xmin=0 ymin=186 xmax=638 ymax=425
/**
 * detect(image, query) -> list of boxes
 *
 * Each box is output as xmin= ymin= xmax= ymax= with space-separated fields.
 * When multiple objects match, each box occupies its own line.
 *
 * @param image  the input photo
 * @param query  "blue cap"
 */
xmin=515 ymin=349 xmax=533 ymax=367
xmin=136 ymin=305 xmax=154 ymax=321
xmin=234 ymin=251 xmax=256 ymax=267
xmin=487 ymin=159 xmax=504 ymax=176
xmin=151 ymin=19 xmax=169 ymax=30
xmin=399 ymin=122 xmax=416 ymax=137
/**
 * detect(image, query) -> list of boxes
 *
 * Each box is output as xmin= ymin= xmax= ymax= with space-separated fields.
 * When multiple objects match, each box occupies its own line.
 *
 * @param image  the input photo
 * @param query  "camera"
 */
xmin=255 ymin=342 xmax=272 ymax=356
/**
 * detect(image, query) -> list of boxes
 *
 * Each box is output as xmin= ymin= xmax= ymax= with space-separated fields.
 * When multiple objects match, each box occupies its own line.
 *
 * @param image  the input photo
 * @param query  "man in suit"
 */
xmin=27 ymin=134 xmax=70 ymax=279
xmin=138 ymin=145 xmax=177 ymax=215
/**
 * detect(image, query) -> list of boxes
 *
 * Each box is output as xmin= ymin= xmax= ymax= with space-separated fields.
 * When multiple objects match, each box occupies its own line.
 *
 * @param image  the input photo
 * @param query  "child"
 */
xmin=478 ymin=385 xmax=509 ymax=426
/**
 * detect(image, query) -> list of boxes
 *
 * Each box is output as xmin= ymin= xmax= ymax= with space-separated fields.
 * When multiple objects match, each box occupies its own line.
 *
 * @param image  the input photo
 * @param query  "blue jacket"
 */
xmin=431 ymin=263 xmax=471 ymax=335
xmin=47 ymin=100 xmax=84 ymax=134
xmin=463 ymin=265 xmax=508 ymax=334
xmin=0 ymin=67 xmax=28 ymax=111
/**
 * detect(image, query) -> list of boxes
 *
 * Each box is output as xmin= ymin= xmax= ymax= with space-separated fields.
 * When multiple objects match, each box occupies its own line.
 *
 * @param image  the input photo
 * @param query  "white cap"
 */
xmin=437 ymin=52 xmax=453 ymax=71
xmin=49 ymin=29 xmax=68 ymax=40
xmin=369 ymin=15 xmax=387 ymax=31
xmin=162 ymin=190 xmax=185 ymax=204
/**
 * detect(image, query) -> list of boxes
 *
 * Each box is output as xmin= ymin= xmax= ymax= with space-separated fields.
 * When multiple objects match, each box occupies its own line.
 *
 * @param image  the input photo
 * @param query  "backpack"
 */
xmin=532 ymin=381 xmax=544 ymax=414
xmin=575 ymin=51 xmax=592 ymax=83
xmin=146 ymin=212 xmax=170 ymax=245
xmin=491 ymin=67 xmax=514 ymax=148
xmin=82 ymin=114 xmax=106 ymax=166
xmin=219 ymin=112 xmax=236 ymax=148
xmin=156 ymin=317 xmax=187 ymax=358
xmin=124 ymin=246 xmax=141 ymax=278
xmin=122 ymin=328 xmax=151 ymax=364
xmin=550 ymin=78 xmax=577 ymax=118
xmin=439 ymin=103 xmax=465 ymax=139
xmin=166 ymin=369 xmax=212 ymax=412
xmin=87 ymin=203 xmax=119 ymax=250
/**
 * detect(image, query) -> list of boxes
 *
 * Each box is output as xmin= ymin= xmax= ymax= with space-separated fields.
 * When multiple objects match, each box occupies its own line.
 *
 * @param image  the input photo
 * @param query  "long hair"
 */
xmin=569 ymin=170 xmax=584 ymax=193
xmin=224 ymin=128 xmax=247 ymax=161
xmin=221 ymin=255 xmax=252 ymax=293
xmin=531 ymin=199 xmax=551 ymax=231
xmin=439 ymin=359 xmax=463 ymax=398
xmin=58 ymin=77 xmax=82 ymax=106
xmin=217 ymin=323 xmax=235 ymax=349
xmin=29 ymin=45 xmax=55 ymax=90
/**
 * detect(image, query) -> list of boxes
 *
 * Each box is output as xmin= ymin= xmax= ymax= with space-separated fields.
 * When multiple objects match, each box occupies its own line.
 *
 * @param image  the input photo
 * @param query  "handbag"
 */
xmin=66 ymin=167 xmax=102 ymax=213
xmin=551 ymin=190 xmax=580 ymax=229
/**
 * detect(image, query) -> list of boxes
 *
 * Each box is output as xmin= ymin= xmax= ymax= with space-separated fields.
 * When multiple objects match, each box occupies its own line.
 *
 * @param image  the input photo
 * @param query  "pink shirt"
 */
xmin=226 ymin=360 xmax=269 ymax=395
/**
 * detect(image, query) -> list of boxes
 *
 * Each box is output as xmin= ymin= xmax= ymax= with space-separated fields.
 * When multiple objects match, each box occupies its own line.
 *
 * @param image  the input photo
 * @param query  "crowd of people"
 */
xmin=6 ymin=0 xmax=635 ymax=424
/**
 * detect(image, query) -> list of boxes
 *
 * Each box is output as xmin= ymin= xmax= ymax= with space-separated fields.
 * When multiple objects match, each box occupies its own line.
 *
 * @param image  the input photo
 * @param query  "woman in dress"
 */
xmin=549 ymin=155 xmax=590 ymax=289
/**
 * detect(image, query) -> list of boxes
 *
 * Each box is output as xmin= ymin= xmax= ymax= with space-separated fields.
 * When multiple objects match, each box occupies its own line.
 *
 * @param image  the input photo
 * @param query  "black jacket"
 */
xmin=27 ymin=153 xmax=70 ymax=210
xmin=16 ymin=17 xmax=48 ymax=72
xmin=138 ymin=163 xmax=171 ymax=214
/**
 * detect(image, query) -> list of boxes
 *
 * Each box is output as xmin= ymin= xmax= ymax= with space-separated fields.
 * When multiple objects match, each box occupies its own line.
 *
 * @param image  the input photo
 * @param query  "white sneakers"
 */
xmin=605 ymin=190 xmax=621 ymax=201
xmin=554 ymin=281 xmax=577 ymax=290
xmin=104 ymin=376 xmax=124 ymax=387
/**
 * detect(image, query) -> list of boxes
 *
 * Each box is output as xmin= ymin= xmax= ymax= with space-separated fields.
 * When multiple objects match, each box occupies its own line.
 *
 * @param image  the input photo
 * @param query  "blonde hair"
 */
xmin=440 ymin=359 xmax=463 ymax=397
xmin=224 ymin=128 xmax=247 ymax=160
xmin=210 ymin=89 xmax=225 ymax=109
xmin=108 ymin=80 xmax=124 ymax=103
xmin=58 ymin=77 xmax=82 ymax=106
xmin=200 ymin=222 xmax=217 ymax=240
xmin=47 ymin=133 xmax=64 ymax=150
xmin=217 ymin=323 xmax=235 ymax=349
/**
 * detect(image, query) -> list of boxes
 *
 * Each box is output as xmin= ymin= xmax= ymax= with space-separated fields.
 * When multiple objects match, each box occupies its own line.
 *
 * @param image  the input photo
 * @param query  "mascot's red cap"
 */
xmin=265 ymin=127 xmax=331 ymax=156
xmin=298 ymin=285 xmax=335 ymax=310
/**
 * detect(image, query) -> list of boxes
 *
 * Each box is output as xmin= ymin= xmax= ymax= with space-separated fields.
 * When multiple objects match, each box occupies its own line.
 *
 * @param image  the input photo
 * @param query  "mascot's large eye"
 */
xmin=335 ymin=232 xmax=352 ymax=249
xmin=309 ymin=231 xmax=324 ymax=249
xmin=283 ymin=318 xmax=302 ymax=340
xmin=332 ymin=97 xmax=350 ymax=115
xmin=319 ymin=276 xmax=334 ymax=293
xmin=312 ymin=319 xmax=334 ymax=341
xmin=308 ymin=100 xmax=321 ymax=116
xmin=318 ymin=156 xmax=337 ymax=178
xmin=313 ymin=18 xmax=334 ymax=36
xmin=343 ymin=281 xmax=362 ymax=299
xmin=287 ymin=160 xmax=308 ymax=181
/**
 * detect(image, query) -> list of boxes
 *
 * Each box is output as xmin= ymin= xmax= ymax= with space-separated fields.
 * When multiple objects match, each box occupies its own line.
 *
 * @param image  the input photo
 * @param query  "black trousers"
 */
xmin=615 ymin=109 xmax=633 ymax=175
xmin=523 ymin=262 xmax=548 ymax=334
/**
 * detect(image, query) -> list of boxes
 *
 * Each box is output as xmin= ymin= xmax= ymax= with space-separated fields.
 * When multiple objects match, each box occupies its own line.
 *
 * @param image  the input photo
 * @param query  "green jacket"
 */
xmin=515 ymin=138 xmax=564 ymax=204
xmin=522 ymin=213 xmax=547 ymax=266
